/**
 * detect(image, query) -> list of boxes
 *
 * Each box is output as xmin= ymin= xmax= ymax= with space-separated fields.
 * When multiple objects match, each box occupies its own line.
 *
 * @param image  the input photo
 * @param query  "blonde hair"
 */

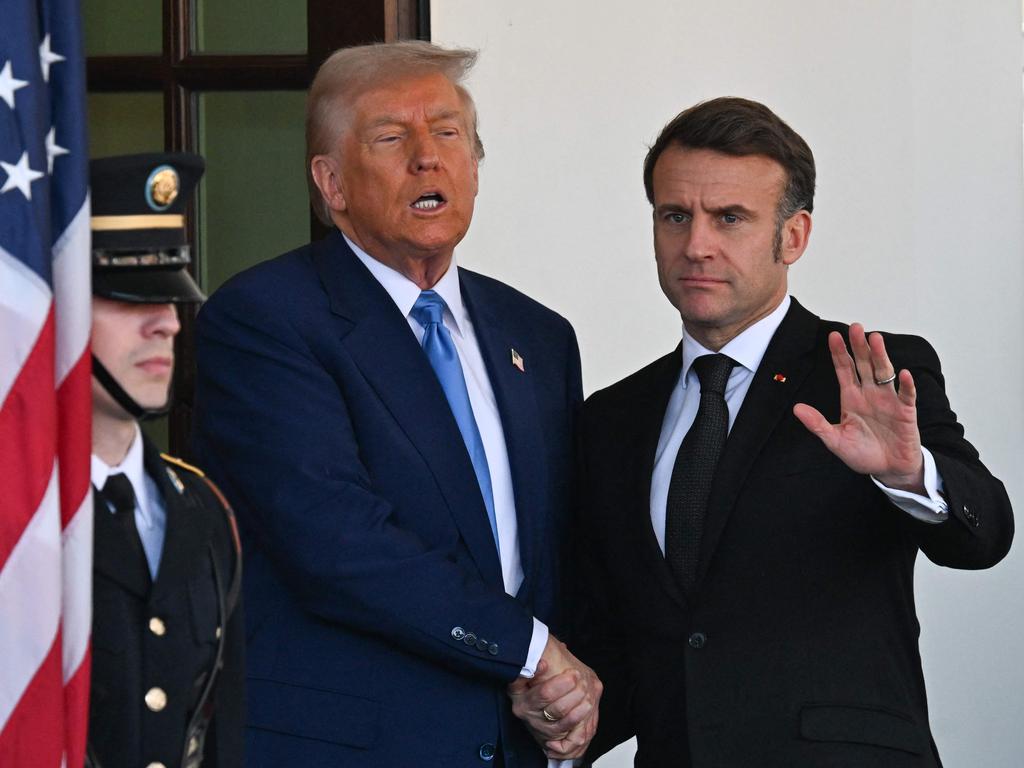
xmin=306 ymin=40 xmax=485 ymax=225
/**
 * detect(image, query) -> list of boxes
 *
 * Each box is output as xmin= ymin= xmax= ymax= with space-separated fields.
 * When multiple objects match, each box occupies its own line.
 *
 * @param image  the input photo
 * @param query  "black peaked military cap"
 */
xmin=91 ymin=152 xmax=205 ymax=303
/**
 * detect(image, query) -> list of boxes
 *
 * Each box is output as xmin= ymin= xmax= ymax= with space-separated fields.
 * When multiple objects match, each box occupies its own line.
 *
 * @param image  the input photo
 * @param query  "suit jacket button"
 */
xmin=148 ymin=617 xmax=166 ymax=637
xmin=475 ymin=637 xmax=488 ymax=651
xmin=451 ymin=627 xmax=466 ymax=640
xmin=488 ymin=643 xmax=499 ymax=655
xmin=688 ymin=632 xmax=706 ymax=649
xmin=464 ymin=632 xmax=478 ymax=646
xmin=145 ymin=687 xmax=167 ymax=712
xmin=479 ymin=742 xmax=496 ymax=761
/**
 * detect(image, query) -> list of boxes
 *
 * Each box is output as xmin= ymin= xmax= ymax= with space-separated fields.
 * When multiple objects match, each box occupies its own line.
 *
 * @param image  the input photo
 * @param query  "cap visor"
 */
xmin=93 ymin=268 xmax=206 ymax=303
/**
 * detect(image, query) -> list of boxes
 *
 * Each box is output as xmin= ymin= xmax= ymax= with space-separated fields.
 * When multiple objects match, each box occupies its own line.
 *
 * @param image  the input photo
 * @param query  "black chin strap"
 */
xmin=91 ymin=354 xmax=171 ymax=421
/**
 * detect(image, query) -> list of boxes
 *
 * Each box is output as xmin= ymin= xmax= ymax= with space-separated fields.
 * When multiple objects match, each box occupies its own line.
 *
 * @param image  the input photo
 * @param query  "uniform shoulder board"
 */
xmin=160 ymin=452 xmax=243 ymax=612
xmin=160 ymin=452 xmax=206 ymax=477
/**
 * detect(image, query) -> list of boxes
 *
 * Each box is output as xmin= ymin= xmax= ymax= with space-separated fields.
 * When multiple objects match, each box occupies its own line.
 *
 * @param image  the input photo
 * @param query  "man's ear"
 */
xmin=310 ymin=154 xmax=347 ymax=213
xmin=780 ymin=210 xmax=812 ymax=266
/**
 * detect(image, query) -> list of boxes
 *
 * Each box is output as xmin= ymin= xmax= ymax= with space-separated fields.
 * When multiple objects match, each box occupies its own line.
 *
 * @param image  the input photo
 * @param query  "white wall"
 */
xmin=433 ymin=1 xmax=1024 ymax=765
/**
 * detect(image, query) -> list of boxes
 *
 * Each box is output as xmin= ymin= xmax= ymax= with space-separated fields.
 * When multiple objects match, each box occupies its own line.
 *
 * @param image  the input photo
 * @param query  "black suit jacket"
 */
xmin=89 ymin=438 xmax=244 ymax=768
xmin=576 ymin=299 xmax=1013 ymax=767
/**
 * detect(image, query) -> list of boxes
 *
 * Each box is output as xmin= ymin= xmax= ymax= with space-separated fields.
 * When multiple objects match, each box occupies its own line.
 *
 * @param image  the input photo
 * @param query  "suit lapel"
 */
xmin=695 ymin=299 xmax=821 ymax=585
xmin=145 ymin=439 xmax=209 ymax=602
xmin=622 ymin=347 xmax=691 ymax=612
xmin=459 ymin=272 xmax=545 ymax=599
xmin=313 ymin=233 xmax=503 ymax=586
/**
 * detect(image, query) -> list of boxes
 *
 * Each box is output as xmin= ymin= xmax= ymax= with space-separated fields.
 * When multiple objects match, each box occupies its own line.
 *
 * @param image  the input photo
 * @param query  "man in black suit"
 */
xmin=575 ymin=98 xmax=1013 ymax=767
xmin=88 ymin=154 xmax=243 ymax=768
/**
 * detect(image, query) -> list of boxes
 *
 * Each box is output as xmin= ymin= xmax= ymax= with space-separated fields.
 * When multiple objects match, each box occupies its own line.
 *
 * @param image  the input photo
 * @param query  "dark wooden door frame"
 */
xmin=86 ymin=0 xmax=428 ymax=456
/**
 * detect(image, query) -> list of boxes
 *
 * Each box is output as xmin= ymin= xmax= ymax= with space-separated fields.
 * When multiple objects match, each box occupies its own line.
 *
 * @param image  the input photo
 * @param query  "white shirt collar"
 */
xmin=681 ymin=295 xmax=792 ymax=386
xmin=345 ymin=233 xmax=469 ymax=338
xmin=91 ymin=422 xmax=149 ymax=515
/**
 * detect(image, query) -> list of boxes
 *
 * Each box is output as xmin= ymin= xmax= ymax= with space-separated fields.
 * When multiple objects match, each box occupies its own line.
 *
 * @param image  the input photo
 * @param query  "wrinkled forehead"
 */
xmin=339 ymin=70 xmax=473 ymax=134
xmin=654 ymin=147 xmax=787 ymax=204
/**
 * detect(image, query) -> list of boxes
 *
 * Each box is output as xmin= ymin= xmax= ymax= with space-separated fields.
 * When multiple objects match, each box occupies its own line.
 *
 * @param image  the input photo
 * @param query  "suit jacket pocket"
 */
xmin=800 ymin=703 xmax=926 ymax=755
xmin=247 ymin=677 xmax=379 ymax=749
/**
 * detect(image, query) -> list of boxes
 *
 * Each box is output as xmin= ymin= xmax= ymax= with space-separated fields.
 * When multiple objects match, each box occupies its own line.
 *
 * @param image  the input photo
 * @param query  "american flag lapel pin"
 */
xmin=773 ymin=373 xmax=787 ymax=383
xmin=510 ymin=348 xmax=525 ymax=373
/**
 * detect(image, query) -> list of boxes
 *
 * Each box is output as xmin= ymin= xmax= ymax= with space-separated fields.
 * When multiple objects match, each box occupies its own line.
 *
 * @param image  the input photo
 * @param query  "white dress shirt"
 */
xmin=91 ymin=423 xmax=166 ymax=579
xmin=650 ymin=295 xmax=949 ymax=554
xmin=347 ymin=236 xmax=550 ymax=680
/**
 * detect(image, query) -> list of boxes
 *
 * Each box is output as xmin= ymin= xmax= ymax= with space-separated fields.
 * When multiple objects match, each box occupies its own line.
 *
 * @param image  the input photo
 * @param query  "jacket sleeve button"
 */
xmin=688 ymin=632 xmax=707 ymax=649
xmin=464 ymin=632 xmax=477 ymax=646
xmin=478 ymin=742 xmax=496 ymax=761
xmin=451 ymin=626 xmax=466 ymax=641
xmin=488 ymin=643 xmax=499 ymax=656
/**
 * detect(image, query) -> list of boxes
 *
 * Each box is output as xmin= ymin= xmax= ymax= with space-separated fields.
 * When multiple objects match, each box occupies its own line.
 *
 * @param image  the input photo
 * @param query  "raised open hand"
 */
xmin=793 ymin=323 xmax=925 ymax=493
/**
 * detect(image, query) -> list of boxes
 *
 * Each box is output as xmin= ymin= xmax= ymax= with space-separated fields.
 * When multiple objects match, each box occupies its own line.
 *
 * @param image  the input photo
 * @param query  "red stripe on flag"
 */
xmin=56 ymin=350 xmax=92 ymax=528
xmin=62 ymin=645 xmax=91 ymax=768
xmin=0 ymin=309 xmax=57 ymax=569
xmin=0 ymin=633 xmax=65 ymax=766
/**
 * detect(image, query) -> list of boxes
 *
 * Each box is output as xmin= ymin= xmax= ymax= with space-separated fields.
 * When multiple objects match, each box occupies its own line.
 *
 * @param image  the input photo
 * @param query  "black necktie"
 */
xmin=665 ymin=353 xmax=736 ymax=594
xmin=101 ymin=473 xmax=146 ymax=559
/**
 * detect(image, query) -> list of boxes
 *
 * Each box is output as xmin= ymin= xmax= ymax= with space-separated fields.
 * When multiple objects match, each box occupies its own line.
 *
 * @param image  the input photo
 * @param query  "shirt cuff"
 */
xmin=548 ymin=760 xmax=580 ymax=767
xmin=519 ymin=618 xmax=549 ymax=678
xmin=871 ymin=447 xmax=948 ymax=523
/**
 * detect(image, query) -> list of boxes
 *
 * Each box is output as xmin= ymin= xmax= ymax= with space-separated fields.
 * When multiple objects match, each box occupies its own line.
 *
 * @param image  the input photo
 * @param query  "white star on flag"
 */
xmin=0 ymin=60 xmax=28 ymax=109
xmin=39 ymin=33 xmax=65 ymax=82
xmin=1 ymin=150 xmax=45 ymax=199
xmin=45 ymin=127 xmax=69 ymax=173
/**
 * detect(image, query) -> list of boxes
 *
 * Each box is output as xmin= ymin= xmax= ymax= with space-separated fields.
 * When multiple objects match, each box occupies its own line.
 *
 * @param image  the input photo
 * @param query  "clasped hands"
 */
xmin=508 ymin=634 xmax=603 ymax=760
xmin=793 ymin=323 xmax=925 ymax=493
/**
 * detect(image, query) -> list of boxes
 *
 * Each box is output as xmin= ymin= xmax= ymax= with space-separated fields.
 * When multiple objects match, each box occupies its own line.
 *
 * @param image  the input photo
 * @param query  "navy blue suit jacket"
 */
xmin=192 ymin=231 xmax=582 ymax=767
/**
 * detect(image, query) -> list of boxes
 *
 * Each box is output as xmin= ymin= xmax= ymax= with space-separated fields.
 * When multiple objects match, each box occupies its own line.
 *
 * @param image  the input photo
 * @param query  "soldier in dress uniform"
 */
xmin=87 ymin=153 xmax=243 ymax=768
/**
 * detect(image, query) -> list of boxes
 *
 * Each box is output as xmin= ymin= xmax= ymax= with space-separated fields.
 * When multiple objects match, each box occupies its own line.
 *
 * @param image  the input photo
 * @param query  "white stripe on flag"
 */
xmin=0 ymin=466 xmax=62 ymax=729
xmin=53 ymin=198 xmax=91 ymax=385
xmin=0 ymin=248 xmax=53 ymax=407
xmin=60 ymin=487 xmax=93 ymax=682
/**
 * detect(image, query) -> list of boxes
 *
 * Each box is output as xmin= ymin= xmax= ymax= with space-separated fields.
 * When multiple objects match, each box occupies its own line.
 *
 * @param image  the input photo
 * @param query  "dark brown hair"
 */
xmin=643 ymin=97 xmax=815 ymax=219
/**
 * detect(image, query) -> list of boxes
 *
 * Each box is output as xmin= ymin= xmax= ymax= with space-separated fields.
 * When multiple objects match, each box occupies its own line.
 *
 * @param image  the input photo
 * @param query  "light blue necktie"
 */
xmin=411 ymin=290 xmax=499 ymax=553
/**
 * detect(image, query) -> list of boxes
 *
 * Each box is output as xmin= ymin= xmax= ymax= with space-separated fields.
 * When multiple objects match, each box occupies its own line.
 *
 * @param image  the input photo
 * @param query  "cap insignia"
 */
xmin=146 ymin=165 xmax=180 ymax=211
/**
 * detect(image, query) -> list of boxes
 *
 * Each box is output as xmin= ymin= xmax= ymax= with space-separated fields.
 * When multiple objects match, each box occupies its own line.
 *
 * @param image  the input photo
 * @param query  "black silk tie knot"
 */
xmin=102 ymin=473 xmax=136 ymax=517
xmin=665 ymin=353 xmax=736 ymax=595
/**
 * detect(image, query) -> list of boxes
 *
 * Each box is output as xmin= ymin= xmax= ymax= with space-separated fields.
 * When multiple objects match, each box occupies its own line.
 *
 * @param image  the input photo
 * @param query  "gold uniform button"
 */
xmin=145 ymin=687 xmax=167 ymax=712
xmin=148 ymin=617 xmax=166 ymax=636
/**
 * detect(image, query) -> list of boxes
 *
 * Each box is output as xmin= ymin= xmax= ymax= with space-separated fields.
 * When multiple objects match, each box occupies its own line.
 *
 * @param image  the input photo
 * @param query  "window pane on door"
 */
xmin=194 ymin=0 xmax=307 ymax=54
xmin=83 ymin=0 xmax=161 ymax=55
xmin=197 ymin=91 xmax=309 ymax=293
xmin=88 ymin=92 xmax=164 ymax=157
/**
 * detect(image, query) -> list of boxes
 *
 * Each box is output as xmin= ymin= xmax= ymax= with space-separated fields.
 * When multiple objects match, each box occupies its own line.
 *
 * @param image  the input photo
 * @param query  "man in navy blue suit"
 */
xmin=192 ymin=41 xmax=600 ymax=766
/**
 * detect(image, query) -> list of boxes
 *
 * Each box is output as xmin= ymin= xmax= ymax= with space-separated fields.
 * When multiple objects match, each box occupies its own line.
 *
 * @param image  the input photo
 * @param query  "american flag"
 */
xmin=0 ymin=0 xmax=92 ymax=765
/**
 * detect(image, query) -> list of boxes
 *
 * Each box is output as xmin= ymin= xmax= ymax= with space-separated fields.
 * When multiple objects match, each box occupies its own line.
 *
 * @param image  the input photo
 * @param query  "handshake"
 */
xmin=508 ymin=635 xmax=603 ymax=761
